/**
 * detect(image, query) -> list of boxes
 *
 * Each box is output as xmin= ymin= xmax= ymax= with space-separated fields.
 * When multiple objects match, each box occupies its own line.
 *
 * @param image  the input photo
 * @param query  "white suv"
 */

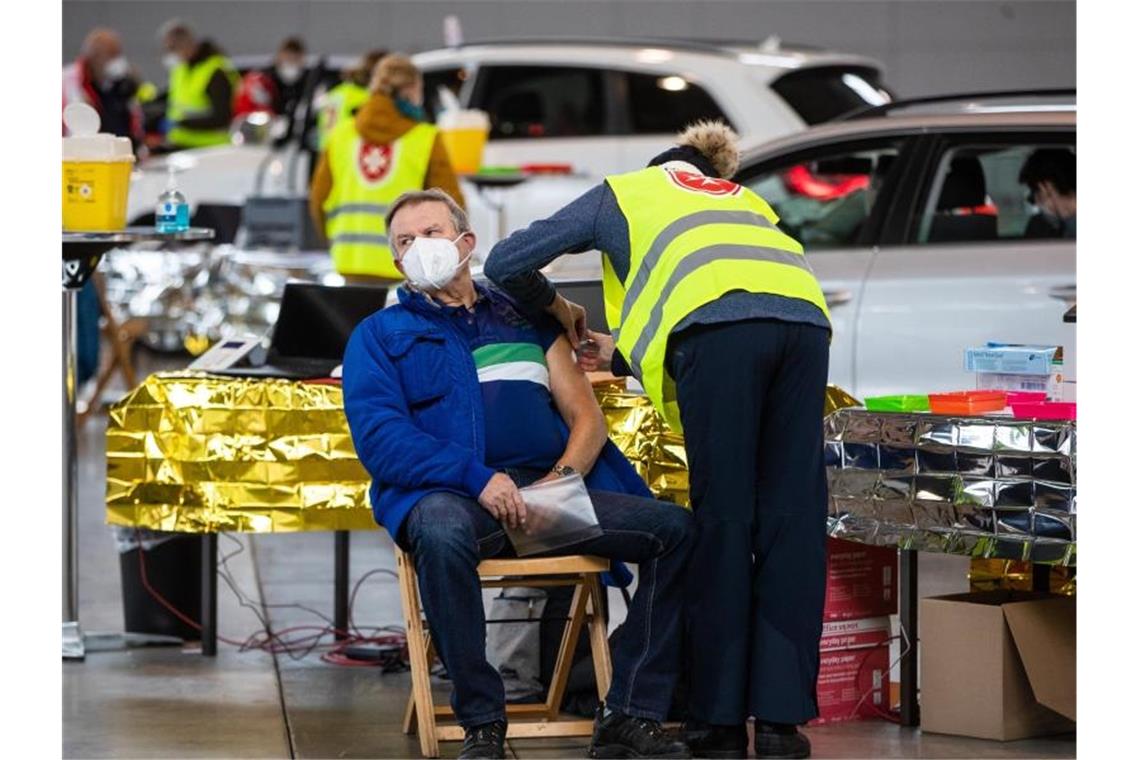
xmin=416 ymin=37 xmax=891 ymax=177
xmin=126 ymin=38 xmax=891 ymax=247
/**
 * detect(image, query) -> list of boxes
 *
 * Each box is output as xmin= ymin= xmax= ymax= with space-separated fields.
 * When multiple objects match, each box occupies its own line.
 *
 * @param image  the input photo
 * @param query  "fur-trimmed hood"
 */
xmin=675 ymin=120 xmax=740 ymax=179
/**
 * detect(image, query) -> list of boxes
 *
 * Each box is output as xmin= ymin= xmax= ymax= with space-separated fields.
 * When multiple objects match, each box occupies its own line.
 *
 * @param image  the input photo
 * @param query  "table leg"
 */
xmin=62 ymin=288 xmax=85 ymax=660
xmin=899 ymin=549 xmax=920 ymax=726
xmin=495 ymin=189 xmax=509 ymax=244
xmin=335 ymin=531 xmax=350 ymax=640
xmin=1032 ymin=563 xmax=1052 ymax=593
xmin=202 ymin=534 xmax=218 ymax=656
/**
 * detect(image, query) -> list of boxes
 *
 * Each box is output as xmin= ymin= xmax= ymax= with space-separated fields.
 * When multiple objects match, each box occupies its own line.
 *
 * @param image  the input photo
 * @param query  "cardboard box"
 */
xmin=965 ymin=343 xmax=1065 ymax=400
xmin=825 ymin=538 xmax=897 ymax=621
xmin=964 ymin=343 xmax=1063 ymax=375
xmin=812 ymin=616 xmax=892 ymax=725
xmin=976 ymin=371 xmax=1064 ymax=400
xmin=920 ymin=591 xmax=1075 ymax=741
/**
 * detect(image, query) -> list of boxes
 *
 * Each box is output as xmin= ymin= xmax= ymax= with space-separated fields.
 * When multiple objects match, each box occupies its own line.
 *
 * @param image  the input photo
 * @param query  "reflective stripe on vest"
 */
xmin=166 ymin=55 xmax=239 ymax=148
xmin=323 ymin=117 xmax=438 ymax=279
xmin=603 ymin=166 xmax=830 ymax=432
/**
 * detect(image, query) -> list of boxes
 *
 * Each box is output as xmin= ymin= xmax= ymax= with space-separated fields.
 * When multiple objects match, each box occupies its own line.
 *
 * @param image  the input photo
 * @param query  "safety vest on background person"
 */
xmin=603 ymin=166 xmax=831 ymax=431
xmin=317 ymin=81 xmax=370 ymax=151
xmin=166 ymin=54 xmax=239 ymax=148
xmin=323 ymin=118 xmax=438 ymax=279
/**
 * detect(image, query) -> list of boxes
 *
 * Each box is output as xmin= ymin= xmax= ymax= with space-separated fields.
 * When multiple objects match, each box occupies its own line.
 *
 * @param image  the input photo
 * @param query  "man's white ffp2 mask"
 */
xmin=401 ymin=234 xmax=472 ymax=290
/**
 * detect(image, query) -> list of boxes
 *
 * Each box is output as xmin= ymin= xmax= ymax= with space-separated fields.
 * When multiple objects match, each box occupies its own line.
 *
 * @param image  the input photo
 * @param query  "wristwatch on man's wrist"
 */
xmin=550 ymin=464 xmax=576 ymax=477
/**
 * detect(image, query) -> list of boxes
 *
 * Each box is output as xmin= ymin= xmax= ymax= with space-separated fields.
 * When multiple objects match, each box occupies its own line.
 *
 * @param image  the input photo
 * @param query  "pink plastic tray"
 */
xmin=1009 ymin=402 xmax=1076 ymax=420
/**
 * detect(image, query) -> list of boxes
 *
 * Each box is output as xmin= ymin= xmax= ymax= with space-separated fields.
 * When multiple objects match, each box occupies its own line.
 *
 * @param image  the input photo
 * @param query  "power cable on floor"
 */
xmin=846 ymin=620 xmax=913 ymax=723
xmin=134 ymin=529 xmax=409 ymax=667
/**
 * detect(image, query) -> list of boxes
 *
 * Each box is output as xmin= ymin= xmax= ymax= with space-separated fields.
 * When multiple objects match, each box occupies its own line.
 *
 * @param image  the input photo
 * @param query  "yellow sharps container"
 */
xmin=437 ymin=109 xmax=491 ymax=175
xmin=62 ymin=103 xmax=135 ymax=232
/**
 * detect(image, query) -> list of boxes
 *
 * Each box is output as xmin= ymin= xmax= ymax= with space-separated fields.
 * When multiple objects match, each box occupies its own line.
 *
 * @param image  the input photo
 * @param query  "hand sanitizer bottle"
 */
xmin=155 ymin=166 xmax=190 ymax=233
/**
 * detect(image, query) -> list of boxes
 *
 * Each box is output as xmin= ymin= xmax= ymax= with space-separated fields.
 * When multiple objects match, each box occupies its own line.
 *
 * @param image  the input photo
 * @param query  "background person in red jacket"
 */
xmin=233 ymin=36 xmax=308 ymax=121
xmin=62 ymin=27 xmax=145 ymax=155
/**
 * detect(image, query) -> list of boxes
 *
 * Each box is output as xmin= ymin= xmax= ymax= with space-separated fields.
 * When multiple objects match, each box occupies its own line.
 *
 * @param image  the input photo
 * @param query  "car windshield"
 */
xmin=771 ymin=66 xmax=892 ymax=124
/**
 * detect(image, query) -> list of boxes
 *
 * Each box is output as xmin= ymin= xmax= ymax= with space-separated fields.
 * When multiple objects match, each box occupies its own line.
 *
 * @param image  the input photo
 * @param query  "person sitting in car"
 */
xmin=1020 ymin=148 xmax=1076 ymax=240
xmin=340 ymin=189 xmax=694 ymax=760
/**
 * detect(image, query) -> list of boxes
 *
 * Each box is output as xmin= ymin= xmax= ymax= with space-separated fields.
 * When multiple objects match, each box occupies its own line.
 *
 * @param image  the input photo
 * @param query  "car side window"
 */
xmin=917 ymin=143 xmax=1077 ymax=244
xmin=422 ymin=67 xmax=468 ymax=121
xmin=623 ymin=72 xmax=731 ymax=134
xmin=474 ymin=65 xmax=606 ymax=139
xmin=742 ymin=143 xmax=902 ymax=250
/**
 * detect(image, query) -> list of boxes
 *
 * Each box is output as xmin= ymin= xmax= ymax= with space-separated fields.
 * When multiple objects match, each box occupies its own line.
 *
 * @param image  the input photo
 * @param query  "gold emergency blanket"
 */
xmin=105 ymin=373 xmax=859 ymax=533
xmin=106 ymin=372 xmax=377 ymax=533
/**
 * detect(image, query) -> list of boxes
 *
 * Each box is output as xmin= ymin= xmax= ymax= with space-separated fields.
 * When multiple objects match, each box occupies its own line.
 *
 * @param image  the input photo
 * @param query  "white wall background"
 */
xmin=63 ymin=0 xmax=1075 ymax=98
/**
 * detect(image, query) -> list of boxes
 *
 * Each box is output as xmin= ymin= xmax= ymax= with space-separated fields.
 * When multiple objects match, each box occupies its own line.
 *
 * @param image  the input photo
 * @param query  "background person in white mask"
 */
xmin=63 ymin=27 xmax=145 ymax=155
xmin=234 ymin=36 xmax=308 ymax=124
xmin=341 ymin=189 xmax=694 ymax=760
xmin=157 ymin=19 xmax=238 ymax=150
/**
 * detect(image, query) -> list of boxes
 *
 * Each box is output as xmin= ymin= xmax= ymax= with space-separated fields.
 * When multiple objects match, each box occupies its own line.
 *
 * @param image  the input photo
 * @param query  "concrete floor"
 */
xmin=63 ymin=357 xmax=1076 ymax=759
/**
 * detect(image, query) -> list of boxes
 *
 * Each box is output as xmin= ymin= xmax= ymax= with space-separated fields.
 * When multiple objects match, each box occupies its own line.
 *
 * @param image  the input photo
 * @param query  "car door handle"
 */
xmin=824 ymin=289 xmax=854 ymax=308
xmin=1049 ymin=285 xmax=1077 ymax=304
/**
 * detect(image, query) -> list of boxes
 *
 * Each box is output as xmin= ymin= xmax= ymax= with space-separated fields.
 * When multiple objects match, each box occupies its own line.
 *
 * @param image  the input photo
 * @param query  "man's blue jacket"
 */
xmin=341 ymin=284 xmax=654 ymax=544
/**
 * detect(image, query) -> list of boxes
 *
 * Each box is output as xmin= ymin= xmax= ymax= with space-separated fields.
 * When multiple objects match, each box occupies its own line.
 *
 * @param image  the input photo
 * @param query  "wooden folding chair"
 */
xmin=395 ymin=547 xmax=614 ymax=758
xmin=78 ymin=272 xmax=147 ymax=426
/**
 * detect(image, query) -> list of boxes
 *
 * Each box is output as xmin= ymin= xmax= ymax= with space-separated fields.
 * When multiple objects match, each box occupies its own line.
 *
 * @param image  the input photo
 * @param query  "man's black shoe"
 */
xmin=680 ymin=720 xmax=748 ymax=759
xmin=754 ymin=721 xmax=810 ymax=759
xmin=458 ymin=719 xmax=507 ymax=759
xmin=589 ymin=706 xmax=691 ymax=758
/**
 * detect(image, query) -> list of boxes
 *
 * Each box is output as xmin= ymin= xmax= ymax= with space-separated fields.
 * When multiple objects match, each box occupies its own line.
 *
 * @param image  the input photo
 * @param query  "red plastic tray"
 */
xmin=928 ymin=390 xmax=1007 ymax=415
xmin=1010 ymin=401 xmax=1076 ymax=420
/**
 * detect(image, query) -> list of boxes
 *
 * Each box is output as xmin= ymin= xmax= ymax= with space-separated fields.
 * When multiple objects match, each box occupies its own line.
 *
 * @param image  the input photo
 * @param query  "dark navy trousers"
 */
xmin=668 ymin=318 xmax=831 ymax=726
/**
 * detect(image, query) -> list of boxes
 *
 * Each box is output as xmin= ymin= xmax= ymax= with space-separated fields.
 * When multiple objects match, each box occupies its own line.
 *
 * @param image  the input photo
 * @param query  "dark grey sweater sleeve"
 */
xmin=483 ymin=184 xmax=606 ymax=316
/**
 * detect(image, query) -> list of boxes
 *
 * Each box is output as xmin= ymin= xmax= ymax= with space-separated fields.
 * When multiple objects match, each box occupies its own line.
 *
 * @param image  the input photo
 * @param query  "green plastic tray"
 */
xmin=863 ymin=394 xmax=931 ymax=413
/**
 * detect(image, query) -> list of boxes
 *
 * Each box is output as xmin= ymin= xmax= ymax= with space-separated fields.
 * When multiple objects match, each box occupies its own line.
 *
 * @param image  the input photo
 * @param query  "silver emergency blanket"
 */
xmin=99 ymin=244 xmax=335 ymax=352
xmin=824 ymin=409 xmax=1076 ymax=566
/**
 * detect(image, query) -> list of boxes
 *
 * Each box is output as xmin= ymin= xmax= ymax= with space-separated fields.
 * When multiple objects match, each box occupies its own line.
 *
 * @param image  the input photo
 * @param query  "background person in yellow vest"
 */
xmin=314 ymin=49 xmax=387 ymax=152
xmin=309 ymin=54 xmax=465 ymax=285
xmin=485 ymin=122 xmax=831 ymax=759
xmin=158 ymin=19 xmax=238 ymax=150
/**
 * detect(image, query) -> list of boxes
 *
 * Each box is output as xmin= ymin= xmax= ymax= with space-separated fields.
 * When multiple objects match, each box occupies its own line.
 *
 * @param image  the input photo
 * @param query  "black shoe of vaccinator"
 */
xmin=681 ymin=719 xmax=748 ymax=759
xmin=753 ymin=721 xmax=811 ymax=759
xmin=458 ymin=719 xmax=507 ymax=759
xmin=589 ymin=705 xmax=692 ymax=758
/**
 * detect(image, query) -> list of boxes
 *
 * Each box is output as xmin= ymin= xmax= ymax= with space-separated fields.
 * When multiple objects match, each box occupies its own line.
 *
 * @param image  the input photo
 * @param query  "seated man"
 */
xmin=342 ymin=189 xmax=693 ymax=760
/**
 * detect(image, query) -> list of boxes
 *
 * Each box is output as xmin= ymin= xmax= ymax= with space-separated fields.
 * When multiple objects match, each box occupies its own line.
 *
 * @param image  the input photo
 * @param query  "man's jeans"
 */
xmin=398 ymin=469 xmax=693 ymax=728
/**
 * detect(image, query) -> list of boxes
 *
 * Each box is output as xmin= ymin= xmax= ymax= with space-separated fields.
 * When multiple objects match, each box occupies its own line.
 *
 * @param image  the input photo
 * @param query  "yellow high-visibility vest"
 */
xmin=603 ymin=166 xmax=831 ymax=432
xmin=166 ymin=54 xmax=239 ymax=148
xmin=323 ymin=117 xmax=438 ymax=279
xmin=317 ymin=81 xmax=370 ymax=151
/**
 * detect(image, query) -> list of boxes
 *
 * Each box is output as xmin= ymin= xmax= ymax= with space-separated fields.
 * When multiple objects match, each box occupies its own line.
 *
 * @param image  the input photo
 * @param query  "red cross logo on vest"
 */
xmin=357 ymin=141 xmax=394 ymax=184
xmin=666 ymin=168 xmax=742 ymax=197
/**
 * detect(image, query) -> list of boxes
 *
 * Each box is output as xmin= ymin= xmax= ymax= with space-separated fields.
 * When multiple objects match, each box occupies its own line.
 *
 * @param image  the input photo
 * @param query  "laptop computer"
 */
xmin=215 ymin=282 xmax=389 ymax=380
xmin=551 ymin=279 xmax=610 ymax=334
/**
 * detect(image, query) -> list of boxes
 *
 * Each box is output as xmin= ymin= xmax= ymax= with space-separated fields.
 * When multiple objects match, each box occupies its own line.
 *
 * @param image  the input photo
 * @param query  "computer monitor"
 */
xmin=269 ymin=282 xmax=389 ymax=361
xmin=551 ymin=279 xmax=610 ymax=334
